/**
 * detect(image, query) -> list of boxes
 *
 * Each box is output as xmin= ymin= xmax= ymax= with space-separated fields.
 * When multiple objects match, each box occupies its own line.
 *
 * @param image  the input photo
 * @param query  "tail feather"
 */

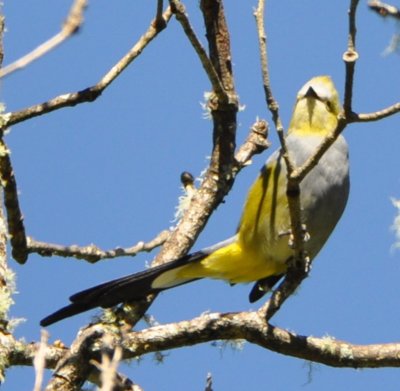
xmin=248 ymin=274 xmax=284 ymax=303
xmin=70 ymin=251 xmax=206 ymax=306
xmin=40 ymin=265 xmax=189 ymax=327
xmin=40 ymin=302 xmax=100 ymax=327
xmin=40 ymin=239 xmax=237 ymax=327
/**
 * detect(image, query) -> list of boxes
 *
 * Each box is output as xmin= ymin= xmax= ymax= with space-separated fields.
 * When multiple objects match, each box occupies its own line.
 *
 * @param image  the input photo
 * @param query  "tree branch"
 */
xmin=43 ymin=311 xmax=399 ymax=371
xmin=6 ymin=309 xmax=400 ymax=373
xmin=44 ymin=327 xmax=106 ymax=391
xmin=234 ymin=119 xmax=270 ymax=170
xmin=6 ymin=309 xmax=400 ymax=384
xmin=27 ymin=230 xmax=170 ymax=263
xmin=0 ymin=6 xmax=173 ymax=263
xmin=120 ymin=311 xmax=400 ymax=368
xmin=1 ymin=7 xmax=173 ymax=130
xmin=0 ymin=138 xmax=28 ymax=263
xmin=254 ymin=0 xmax=291 ymax=170
xmin=368 ymin=0 xmax=400 ymax=20
xmin=89 ymin=337 xmax=143 ymax=391
xmin=169 ymin=0 xmax=228 ymax=102
xmin=352 ymin=103 xmax=400 ymax=122
xmin=343 ymin=0 xmax=360 ymax=115
xmin=0 ymin=0 xmax=88 ymax=79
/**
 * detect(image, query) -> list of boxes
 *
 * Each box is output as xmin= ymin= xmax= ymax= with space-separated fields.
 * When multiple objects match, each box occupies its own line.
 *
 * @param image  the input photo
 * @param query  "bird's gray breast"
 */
xmin=286 ymin=134 xmax=350 ymax=258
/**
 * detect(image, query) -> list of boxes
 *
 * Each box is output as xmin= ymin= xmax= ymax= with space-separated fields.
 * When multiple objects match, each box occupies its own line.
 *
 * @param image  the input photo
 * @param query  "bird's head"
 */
xmin=288 ymin=76 xmax=341 ymax=136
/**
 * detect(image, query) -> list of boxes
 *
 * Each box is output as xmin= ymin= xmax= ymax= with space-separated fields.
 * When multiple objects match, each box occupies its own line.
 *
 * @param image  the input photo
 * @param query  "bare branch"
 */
xmin=342 ymin=0 xmax=400 ymax=124
xmin=169 ymin=0 xmax=228 ymax=102
xmin=154 ymin=0 xmax=167 ymax=30
xmin=0 ymin=0 xmax=88 ymax=79
xmin=254 ymin=0 xmax=291 ymax=169
xmin=2 ymin=7 xmax=173 ymax=130
xmin=0 ymin=124 xmax=18 ymax=383
xmin=259 ymin=262 xmax=309 ymax=320
xmin=33 ymin=330 xmax=49 ymax=391
xmin=234 ymin=119 xmax=270 ymax=170
xmin=91 ymin=366 xmax=143 ymax=391
xmin=343 ymin=0 xmax=360 ymax=115
xmin=0 ymin=14 xmax=4 ymax=66
xmin=5 ymin=335 xmax=66 ymax=368
xmin=205 ymin=373 xmax=213 ymax=391
xmin=0 ymin=15 xmax=28 ymax=264
xmin=0 ymin=138 xmax=27 ymax=263
xmin=44 ymin=327 xmax=106 ymax=390
xmin=27 ymin=230 xmax=170 ymax=263
xmin=7 ymin=310 xmax=400 ymax=377
xmin=369 ymin=0 xmax=400 ymax=19
xmin=116 ymin=311 xmax=400 ymax=369
xmin=92 ymin=337 xmax=122 ymax=391
xmin=6 ymin=333 xmax=142 ymax=391
xmin=353 ymin=102 xmax=400 ymax=122
xmin=291 ymin=0 xmax=398 ymax=190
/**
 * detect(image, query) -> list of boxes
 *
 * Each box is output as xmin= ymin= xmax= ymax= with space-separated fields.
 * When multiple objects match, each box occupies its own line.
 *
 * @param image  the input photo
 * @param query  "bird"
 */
xmin=40 ymin=76 xmax=350 ymax=327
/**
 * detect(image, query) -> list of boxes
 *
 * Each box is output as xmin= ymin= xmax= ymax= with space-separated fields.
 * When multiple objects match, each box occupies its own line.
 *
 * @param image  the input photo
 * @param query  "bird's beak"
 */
xmin=304 ymin=86 xmax=319 ymax=99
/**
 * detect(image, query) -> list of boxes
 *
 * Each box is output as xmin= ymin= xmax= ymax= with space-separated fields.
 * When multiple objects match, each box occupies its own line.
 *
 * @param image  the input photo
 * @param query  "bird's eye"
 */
xmin=326 ymin=100 xmax=334 ymax=113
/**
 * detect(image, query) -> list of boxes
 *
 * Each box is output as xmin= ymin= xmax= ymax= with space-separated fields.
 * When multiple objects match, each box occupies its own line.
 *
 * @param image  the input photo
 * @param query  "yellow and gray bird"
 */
xmin=41 ymin=76 xmax=349 ymax=327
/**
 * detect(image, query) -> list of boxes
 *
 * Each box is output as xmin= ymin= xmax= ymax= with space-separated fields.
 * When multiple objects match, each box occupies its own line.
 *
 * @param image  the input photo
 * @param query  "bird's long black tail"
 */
xmin=40 ymin=235 xmax=284 ymax=326
xmin=40 ymin=250 xmax=208 ymax=327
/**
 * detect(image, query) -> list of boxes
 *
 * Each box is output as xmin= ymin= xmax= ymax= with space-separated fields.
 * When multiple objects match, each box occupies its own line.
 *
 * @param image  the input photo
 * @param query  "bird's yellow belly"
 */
xmin=177 ymin=241 xmax=288 ymax=284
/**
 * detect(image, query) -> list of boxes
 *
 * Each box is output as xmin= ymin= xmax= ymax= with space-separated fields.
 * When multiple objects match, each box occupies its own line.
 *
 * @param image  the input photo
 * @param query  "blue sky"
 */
xmin=2 ymin=1 xmax=400 ymax=390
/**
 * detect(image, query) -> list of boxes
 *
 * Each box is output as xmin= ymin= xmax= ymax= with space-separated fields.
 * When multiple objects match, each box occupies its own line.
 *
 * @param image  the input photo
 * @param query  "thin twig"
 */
xmin=33 ymin=330 xmax=49 ymax=391
xmin=200 ymin=0 xmax=236 ymax=96
xmin=27 ymin=230 xmax=170 ymax=263
xmin=2 ymin=7 xmax=173 ymax=130
xmin=156 ymin=0 xmax=164 ymax=18
xmin=0 ymin=16 xmax=27 ymax=264
xmin=254 ymin=0 xmax=292 ymax=170
xmin=45 ymin=326 xmax=106 ymax=390
xmin=0 ymin=138 xmax=27 ymax=263
xmin=204 ymin=373 xmax=213 ymax=391
xmin=353 ymin=103 xmax=400 ymax=122
xmin=92 ymin=336 xmax=122 ymax=391
xmin=234 ymin=118 xmax=270 ymax=171
xmin=258 ymin=263 xmax=309 ymax=320
xmin=369 ymin=0 xmax=400 ymax=19
xmin=154 ymin=0 xmax=167 ymax=30
xmin=343 ymin=0 xmax=360 ymax=115
xmin=0 ymin=0 xmax=88 ymax=78
xmin=169 ymin=0 xmax=228 ymax=102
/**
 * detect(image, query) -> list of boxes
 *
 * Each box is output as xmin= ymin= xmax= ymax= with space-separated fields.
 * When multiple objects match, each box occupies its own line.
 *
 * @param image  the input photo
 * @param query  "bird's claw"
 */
xmin=279 ymin=224 xmax=310 ymax=249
